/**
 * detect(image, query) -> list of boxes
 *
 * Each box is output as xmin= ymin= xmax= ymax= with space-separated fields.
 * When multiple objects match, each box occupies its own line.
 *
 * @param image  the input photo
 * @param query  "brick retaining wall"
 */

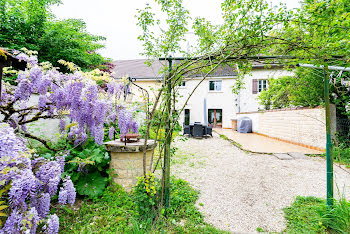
xmin=237 ymin=106 xmax=336 ymax=149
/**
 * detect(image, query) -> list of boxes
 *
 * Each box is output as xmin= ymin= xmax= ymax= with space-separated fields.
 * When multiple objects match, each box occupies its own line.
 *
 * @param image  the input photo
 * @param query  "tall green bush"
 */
xmin=0 ymin=0 xmax=107 ymax=70
xmin=258 ymin=68 xmax=324 ymax=110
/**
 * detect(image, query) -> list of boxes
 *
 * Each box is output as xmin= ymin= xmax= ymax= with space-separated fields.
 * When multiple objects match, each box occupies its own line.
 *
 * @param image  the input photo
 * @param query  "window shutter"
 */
xmin=252 ymin=79 xmax=258 ymax=94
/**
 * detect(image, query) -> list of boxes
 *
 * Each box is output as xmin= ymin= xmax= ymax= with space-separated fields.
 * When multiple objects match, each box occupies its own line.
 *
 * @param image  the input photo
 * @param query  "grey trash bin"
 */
xmin=237 ymin=117 xmax=252 ymax=133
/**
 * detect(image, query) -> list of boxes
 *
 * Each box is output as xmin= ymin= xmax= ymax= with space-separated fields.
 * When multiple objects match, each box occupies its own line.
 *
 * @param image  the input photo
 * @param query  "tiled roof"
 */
xmin=112 ymin=59 xmax=165 ymax=79
xmin=112 ymin=59 xmax=238 ymax=79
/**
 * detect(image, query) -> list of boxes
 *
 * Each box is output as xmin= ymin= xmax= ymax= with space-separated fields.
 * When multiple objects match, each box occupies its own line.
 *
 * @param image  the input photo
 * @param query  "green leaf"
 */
xmin=76 ymin=171 xmax=107 ymax=198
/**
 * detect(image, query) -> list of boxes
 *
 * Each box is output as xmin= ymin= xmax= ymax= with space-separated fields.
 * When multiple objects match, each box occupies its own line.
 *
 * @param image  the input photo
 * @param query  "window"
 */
xmin=184 ymin=109 xmax=190 ymax=125
xmin=179 ymin=81 xmax=186 ymax=87
xmin=209 ymin=80 xmax=222 ymax=91
xmin=208 ymin=109 xmax=222 ymax=127
xmin=258 ymin=80 xmax=267 ymax=92
xmin=252 ymin=79 xmax=267 ymax=94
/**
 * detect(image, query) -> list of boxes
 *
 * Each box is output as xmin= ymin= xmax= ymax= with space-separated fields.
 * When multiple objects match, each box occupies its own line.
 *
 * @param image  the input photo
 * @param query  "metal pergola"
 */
xmin=158 ymin=55 xmax=349 ymax=209
xmin=298 ymin=63 xmax=350 ymax=207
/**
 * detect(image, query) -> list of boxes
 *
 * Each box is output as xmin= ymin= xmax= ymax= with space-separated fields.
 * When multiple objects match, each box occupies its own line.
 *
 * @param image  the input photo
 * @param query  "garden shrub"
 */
xmin=0 ymin=123 xmax=76 ymax=233
xmin=63 ymin=138 xmax=109 ymax=198
xmin=132 ymin=173 xmax=159 ymax=219
xmin=58 ymin=177 xmax=223 ymax=233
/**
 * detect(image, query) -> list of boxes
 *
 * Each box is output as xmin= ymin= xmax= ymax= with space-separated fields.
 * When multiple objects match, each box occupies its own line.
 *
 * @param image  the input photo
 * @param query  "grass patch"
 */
xmin=219 ymin=134 xmax=242 ymax=149
xmin=56 ymin=178 xmax=227 ymax=233
xmin=331 ymin=147 xmax=350 ymax=168
xmin=284 ymin=196 xmax=350 ymax=233
xmin=318 ymin=147 xmax=350 ymax=168
xmin=171 ymin=149 xmax=193 ymax=165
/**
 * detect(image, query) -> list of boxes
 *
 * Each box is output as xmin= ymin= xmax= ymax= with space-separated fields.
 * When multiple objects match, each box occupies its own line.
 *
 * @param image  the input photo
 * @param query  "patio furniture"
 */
xmin=202 ymin=125 xmax=207 ymax=136
xmin=183 ymin=124 xmax=191 ymax=136
xmin=206 ymin=124 xmax=213 ymax=136
xmin=193 ymin=124 xmax=204 ymax=138
xmin=237 ymin=117 xmax=252 ymax=133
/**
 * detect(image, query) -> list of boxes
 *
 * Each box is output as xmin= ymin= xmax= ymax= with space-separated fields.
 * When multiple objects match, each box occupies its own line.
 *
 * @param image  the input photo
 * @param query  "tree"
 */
xmin=38 ymin=19 xmax=107 ymax=70
xmin=0 ymin=0 xmax=108 ymax=70
xmin=258 ymin=68 xmax=324 ymax=110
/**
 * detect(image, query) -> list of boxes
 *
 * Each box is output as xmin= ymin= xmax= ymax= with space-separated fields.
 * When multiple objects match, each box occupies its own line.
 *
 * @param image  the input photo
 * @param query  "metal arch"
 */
xmin=126 ymin=76 xmax=150 ymax=118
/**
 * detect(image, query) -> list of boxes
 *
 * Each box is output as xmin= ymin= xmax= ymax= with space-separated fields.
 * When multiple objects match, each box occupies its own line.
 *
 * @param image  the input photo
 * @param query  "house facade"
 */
xmin=112 ymin=59 xmax=292 ymax=129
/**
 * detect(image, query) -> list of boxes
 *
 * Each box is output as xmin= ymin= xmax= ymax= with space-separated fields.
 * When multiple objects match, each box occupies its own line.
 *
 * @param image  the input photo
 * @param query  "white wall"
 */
xmin=177 ymin=77 xmax=237 ymax=128
xmin=239 ymin=68 xmax=294 ymax=113
xmin=130 ymin=67 xmax=294 ymax=129
xmin=237 ymin=106 xmax=336 ymax=149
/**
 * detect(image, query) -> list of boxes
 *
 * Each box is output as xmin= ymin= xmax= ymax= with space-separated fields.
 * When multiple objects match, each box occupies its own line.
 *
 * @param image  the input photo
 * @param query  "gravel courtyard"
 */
xmin=171 ymin=133 xmax=350 ymax=233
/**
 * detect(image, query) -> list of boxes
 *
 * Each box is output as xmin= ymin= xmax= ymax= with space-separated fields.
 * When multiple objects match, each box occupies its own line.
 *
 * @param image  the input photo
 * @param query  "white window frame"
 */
xmin=209 ymin=80 xmax=222 ymax=91
xmin=258 ymin=79 xmax=267 ymax=92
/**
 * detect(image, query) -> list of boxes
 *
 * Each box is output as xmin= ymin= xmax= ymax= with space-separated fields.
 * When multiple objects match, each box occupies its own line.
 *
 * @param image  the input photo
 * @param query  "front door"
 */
xmin=208 ymin=109 xmax=222 ymax=127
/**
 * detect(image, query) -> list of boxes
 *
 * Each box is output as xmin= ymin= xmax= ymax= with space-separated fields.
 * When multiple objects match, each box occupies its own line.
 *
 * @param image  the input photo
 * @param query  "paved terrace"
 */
xmin=214 ymin=128 xmax=324 ymax=154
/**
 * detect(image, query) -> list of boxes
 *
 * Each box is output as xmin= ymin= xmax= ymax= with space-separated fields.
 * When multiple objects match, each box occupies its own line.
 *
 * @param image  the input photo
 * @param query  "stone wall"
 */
xmin=237 ymin=106 xmax=336 ymax=150
xmin=105 ymin=139 xmax=157 ymax=192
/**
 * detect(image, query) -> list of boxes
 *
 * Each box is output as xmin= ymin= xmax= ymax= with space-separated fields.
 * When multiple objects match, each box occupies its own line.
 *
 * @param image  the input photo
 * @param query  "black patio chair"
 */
xmin=202 ymin=125 xmax=207 ymax=136
xmin=206 ymin=124 xmax=213 ymax=137
xmin=193 ymin=124 xmax=203 ymax=138
xmin=183 ymin=125 xmax=191 ymax=136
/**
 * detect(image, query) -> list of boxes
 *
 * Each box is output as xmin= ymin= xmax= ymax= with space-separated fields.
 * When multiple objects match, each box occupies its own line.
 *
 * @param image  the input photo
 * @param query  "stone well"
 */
xmin=104 ymin=139 xmax=157 ymax=192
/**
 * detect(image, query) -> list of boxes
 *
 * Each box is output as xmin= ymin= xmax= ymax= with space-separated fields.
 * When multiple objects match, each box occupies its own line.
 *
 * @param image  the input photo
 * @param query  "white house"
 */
xmin=112 ymin=59 xmax=292 ymax=129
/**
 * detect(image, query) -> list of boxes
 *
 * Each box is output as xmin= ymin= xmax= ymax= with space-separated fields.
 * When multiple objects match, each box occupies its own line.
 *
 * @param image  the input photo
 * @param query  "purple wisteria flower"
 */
xmin=44 ymin=214 xmax=59 ymax=234
xmin=8 ymin=169 xmax=38 ymax=209
xmin=28 ymin=55 xmax=38 ymax=66
xmin=59 ymin=119 xmax=66 ymax=133
xmin=1 ymin=209 xmax=22 ymax=233
xmin=131 ymin=121 xmax=139 ymax=133
xmin=108 ymin=126 xmax=115 ymax=140
xmin=15 ymin=53 xmax=29 ymax=62
xmin=118 ymin=108 xmax=140 ymax=135
xmin=35 ymin=161 xmax=62 ymax=196
xmin=0 ymin=124 xmax=75 ymax=233
xmin=22 ymin=207 xmax=40 ymax=233
xmin=56 ymin=152 xmax=68 ymax=173
xmin=1 ymin=53 xmax=132 ymax=146
xmin=37 ymin=193 xmax=50 ymax=218
xmin=58 ymin=176 xmax=76 ymax=206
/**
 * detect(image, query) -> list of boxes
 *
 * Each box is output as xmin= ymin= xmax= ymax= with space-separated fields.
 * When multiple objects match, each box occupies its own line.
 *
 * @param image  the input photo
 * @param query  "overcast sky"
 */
xmin=51 ymin=0 xmax=301 ymax=61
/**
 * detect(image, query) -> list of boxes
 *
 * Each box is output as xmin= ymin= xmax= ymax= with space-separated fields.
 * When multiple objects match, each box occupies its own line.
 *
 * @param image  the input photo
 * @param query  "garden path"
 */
xmin=171 ymin=133 xmax=350 ymax=233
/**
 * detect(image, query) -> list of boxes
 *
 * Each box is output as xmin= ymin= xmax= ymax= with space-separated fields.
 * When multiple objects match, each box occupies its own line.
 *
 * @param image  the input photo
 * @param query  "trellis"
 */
xmin=157 ymin=56 xmax=350 ymax=209
xmin=299 ymin=64 xmax=350 ymax=207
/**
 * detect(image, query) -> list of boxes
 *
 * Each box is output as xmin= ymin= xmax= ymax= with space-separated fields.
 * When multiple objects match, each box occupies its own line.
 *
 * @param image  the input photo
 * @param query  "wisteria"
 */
xmin=0 ymin=123 xmax=76 ymax=233
xmin=44 ymin=214 xmax=59 ymax=234
xmin=0 ymin=50 xmax=143 ymax=233
xmin=118 ymin=108 xmax=139 ymax=136
xmin=58 ymin=176 xmax=76 ymax=206
xmin=0 ymin=52 xmax=132 ymax=147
